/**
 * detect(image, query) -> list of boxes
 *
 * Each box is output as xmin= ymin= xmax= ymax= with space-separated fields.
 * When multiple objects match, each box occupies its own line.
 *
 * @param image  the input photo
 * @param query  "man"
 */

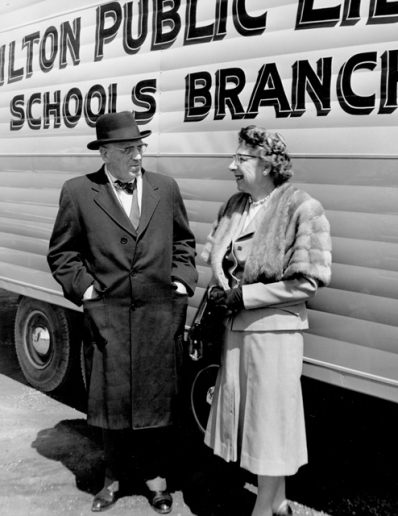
xmin=47 ymin=111 xmax=198 ymax=513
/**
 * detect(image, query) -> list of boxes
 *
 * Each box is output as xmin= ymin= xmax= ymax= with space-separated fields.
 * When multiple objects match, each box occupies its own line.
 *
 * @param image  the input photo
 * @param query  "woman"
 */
xmin=201 ymin=125 xmax=332 ymax=516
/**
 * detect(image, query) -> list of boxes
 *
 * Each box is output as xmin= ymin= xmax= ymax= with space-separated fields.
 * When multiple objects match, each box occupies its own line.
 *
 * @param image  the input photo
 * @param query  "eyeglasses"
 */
xmin=232 ymin=153 xmax=259 ymax=164
xmin=111 ymin=144 xmax=148 ymax=155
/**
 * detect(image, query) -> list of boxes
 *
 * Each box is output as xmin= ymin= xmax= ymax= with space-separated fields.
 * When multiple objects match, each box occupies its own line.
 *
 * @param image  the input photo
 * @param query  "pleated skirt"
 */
xmin=204 ymin=329 xmax=308 ymax=476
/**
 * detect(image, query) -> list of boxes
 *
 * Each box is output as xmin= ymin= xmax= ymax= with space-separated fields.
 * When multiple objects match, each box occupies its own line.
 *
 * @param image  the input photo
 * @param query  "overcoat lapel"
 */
xmin=137 ymin=171 xmax=160 ymax=239
xmin=91 ymin=167 xmax=160 ymax=239
xmin=92 ymin=167 xmax=137 ymax=238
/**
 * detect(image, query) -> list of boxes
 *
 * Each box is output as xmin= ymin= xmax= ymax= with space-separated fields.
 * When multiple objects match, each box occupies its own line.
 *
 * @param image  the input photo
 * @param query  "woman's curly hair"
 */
xmin=238 ymin=125 xmax=293 ymax=186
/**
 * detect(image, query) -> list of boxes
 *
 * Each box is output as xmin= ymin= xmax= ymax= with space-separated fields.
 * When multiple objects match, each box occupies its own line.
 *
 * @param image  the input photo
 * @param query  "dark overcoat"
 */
xmin=47 ymin=166 xmax=198 ymax=430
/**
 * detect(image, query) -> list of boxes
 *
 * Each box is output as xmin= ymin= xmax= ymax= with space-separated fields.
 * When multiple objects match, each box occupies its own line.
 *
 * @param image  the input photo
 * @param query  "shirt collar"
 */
xmin=105 ymin=165 xmax=141 ymax=184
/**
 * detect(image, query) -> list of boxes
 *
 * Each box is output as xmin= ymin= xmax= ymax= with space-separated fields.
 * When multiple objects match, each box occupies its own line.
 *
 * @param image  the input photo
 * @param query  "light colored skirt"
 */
xmin=204 ymin=329 xmax=308 ymax=476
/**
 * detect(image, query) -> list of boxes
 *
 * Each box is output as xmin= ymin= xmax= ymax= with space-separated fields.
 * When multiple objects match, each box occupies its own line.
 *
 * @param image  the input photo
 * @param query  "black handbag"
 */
xmin=187 ymin=287 xmax=224 ymax=362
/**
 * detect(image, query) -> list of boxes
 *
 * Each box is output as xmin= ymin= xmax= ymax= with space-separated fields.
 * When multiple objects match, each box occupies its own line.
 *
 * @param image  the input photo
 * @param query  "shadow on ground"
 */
xmin=290 ymin=378 xmax=398 ymax=516
xmin=31 ymin=414 xmax=256 ymax=516
xmin=31 ymin=419 xmax=104 ymax=495
xmin=29 ymin=376 xmax=398 ymax=516
xmin=2 ymin=289 xmax=398 ymax=515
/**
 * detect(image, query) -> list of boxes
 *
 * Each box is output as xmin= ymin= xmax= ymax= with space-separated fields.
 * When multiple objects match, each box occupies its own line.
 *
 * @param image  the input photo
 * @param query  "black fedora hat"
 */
xmin=87 ymin=111 xmax=151 ymax=150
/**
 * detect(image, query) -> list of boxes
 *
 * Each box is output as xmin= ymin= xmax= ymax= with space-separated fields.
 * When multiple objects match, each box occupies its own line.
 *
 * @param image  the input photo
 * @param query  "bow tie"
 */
xmin=114 ymin=180 xmax=136 ymax=194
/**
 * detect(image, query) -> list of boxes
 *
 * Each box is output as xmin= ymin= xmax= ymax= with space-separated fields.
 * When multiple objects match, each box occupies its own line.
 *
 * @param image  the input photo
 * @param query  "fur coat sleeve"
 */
xmin=201 ymin=183 xmax=332 ymax=289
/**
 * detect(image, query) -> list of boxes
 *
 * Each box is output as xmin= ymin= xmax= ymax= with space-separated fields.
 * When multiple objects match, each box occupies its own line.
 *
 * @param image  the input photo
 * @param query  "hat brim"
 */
xmin=87 ymin=130 xmax=152 ymax=150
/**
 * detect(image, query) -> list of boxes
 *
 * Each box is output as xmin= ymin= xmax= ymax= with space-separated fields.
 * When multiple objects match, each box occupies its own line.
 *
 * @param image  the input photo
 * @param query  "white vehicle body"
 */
xmin=0 ymin=0 xmax=397 ymax=400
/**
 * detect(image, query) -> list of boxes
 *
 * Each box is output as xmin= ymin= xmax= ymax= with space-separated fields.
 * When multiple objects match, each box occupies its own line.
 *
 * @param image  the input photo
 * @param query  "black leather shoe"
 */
xmin=91 ymin=486 xmax=119 ymax=512
xmin=146 ymin=489 xmax=173 ymax=514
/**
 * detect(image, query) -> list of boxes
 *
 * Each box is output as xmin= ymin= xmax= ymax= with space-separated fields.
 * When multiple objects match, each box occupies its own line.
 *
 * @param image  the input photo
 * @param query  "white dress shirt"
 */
xmin=104 ymin=166 xmax=142 ymax=216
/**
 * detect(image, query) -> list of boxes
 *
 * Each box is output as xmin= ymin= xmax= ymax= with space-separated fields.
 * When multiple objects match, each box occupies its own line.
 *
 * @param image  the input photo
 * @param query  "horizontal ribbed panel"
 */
xmin=1 ymin=1 xmax=398 ymax=156
xmin=1 ymin=0 xmax=398 ymax=400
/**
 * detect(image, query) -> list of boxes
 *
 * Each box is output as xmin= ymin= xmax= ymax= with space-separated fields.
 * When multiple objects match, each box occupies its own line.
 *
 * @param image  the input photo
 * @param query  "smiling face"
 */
xmin=229 ymin=142 xmax=273 ymax=199
xmin=100 ymin=139 xmax=146 ymax=181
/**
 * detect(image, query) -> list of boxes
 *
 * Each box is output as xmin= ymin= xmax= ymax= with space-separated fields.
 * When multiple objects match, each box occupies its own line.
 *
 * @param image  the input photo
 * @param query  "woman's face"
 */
xmin=229 ymin=142 xmax=268 ymax=196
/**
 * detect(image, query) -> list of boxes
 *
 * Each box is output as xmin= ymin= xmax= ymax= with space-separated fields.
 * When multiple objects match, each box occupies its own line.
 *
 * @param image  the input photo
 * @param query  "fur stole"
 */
xmin=201 ymin=182 xmax=332 ymax=288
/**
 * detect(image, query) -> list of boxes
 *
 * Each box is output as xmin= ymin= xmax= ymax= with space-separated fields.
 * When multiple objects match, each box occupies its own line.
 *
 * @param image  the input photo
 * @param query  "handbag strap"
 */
xmin=191 ymin=287 xmax=210 ymax=326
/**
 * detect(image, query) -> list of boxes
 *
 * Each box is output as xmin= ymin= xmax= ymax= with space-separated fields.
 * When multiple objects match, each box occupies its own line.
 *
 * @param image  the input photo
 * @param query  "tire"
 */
xmin=80 ymin=342 xmax=88 ymax=390
xmin=190 ymin=363 xmax=220 ymax=434
xmin=14 ymin=297 xmax=82 ymax=392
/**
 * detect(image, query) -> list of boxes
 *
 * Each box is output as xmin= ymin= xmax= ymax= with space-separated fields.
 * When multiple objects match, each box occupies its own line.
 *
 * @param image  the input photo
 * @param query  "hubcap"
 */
xmin=31 ymin=326 xmax=50 ymax=355
xmin=24 ymin=311 xmax=53 ymax=369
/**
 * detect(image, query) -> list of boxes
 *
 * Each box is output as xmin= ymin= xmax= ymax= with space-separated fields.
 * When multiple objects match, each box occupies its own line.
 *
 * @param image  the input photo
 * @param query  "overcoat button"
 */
xmin=237 ymin=246 xmax=242 ymax=250
xmin=121 ymin=237 xmax=128 ymax=244
xmin=131 ymin=304 xmax=136 ymax=311
xmin=130 ymin=270 xmax=136 ymax=276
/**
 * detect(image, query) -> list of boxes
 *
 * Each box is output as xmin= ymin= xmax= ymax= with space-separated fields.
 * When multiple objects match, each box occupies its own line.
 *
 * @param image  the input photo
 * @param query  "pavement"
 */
xmin=0 ymin=368 xmax=197 ymax=516
xmin=0 ymin=367 xmax=333 ymax=516
xmin=1 ymin=289 xmax=398 ymax=515
xmin=0 ymin=289 xmax=198 ymax=516
xmin=0 ymin=289 xmax=329 ymax=516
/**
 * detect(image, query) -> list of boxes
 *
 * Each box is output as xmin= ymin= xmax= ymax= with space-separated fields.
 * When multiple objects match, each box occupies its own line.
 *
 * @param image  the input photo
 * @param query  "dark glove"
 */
xmin=206 ymin=286 xmax=226 ymax=316
xmin=225 ymin=285 xmax=244 ymax=311
xmin=208 ymin=286 xmax=226 ymax=303
xmin=213 ymin=285 xmax=244 ymax=315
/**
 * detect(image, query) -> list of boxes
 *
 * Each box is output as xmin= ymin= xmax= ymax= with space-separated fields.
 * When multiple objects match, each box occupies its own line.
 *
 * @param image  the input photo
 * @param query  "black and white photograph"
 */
xmin=0 ymin=1 xmax=397 ymax=515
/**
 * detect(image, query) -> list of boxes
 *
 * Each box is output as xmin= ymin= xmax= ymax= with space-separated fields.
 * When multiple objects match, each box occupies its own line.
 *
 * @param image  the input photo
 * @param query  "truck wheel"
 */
xmin=14 ymin=297 xmax=80 ymax=392
xmin=80 ymin=343 xmax=87 ymax=390
xmin=190 ymin=363 xmax=219 ymax=434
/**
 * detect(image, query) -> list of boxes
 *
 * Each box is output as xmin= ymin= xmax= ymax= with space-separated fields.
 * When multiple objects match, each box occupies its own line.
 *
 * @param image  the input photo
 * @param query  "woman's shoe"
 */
xmin=146 ymin=489 xmax=173 ymax=514
xmin=273 ymin=500 xmax=293 ymax=516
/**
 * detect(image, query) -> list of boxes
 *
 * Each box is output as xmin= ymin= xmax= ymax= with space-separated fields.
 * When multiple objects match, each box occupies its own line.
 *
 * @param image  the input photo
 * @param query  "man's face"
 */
xmin=102 ymin=139 xmax=147 ymax=181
